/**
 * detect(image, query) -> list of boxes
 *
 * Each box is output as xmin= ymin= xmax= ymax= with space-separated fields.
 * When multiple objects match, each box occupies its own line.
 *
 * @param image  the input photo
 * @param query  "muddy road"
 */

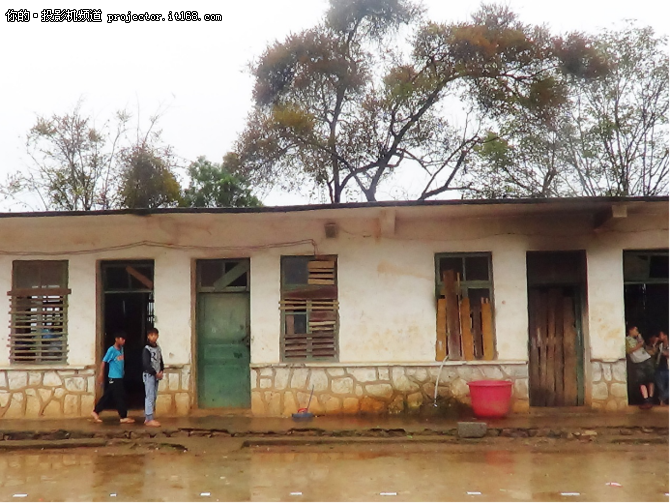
xmin=0 ymin=439 xmax=667 ymax=501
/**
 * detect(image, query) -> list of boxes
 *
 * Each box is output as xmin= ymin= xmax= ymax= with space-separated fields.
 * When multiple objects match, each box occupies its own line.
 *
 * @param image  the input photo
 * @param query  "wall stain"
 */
xmin=376 ymin=261 xmax=432 ymax=281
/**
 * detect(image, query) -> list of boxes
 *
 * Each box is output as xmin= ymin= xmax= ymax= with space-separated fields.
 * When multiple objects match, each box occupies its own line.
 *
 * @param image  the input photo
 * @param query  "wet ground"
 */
xmin=0 ymin=439 xmax=666 ymax=501
xmin=2 ymin=408 xmax=668 ymax=437
xmin=1 ymin=409 xmax=668 ymax=455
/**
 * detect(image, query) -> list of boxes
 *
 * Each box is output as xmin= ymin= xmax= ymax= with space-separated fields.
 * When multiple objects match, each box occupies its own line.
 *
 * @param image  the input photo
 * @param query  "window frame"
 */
xmin=101 ymin=261 xmax=155 ymax=293
xmin=8 ymin=260 xmax=70 ymax=365
xmin=434 ymin=252 xmax=496 ymax=361
xmin=435 ymin=252 xmax=494 ymax=298
xmin=280 ymin=255 xmax=339 ymax=362
xmin=196 ymin=258 xmax=250 ymax=293
xmin=623 ymin=249 xmax=669 ymax=285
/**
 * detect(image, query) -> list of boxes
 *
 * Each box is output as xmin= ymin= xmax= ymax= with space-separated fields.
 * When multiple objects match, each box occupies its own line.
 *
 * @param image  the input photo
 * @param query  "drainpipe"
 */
xmin=433 ymin=355 xmax=450 ymax=407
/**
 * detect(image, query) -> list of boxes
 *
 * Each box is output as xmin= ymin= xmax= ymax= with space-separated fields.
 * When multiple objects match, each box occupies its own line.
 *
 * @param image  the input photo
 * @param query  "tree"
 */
xmin=565 ymin=25 xmax=668 ymax=196
xmin=115 ymin=109 xmax=184 ymax=209
xmin=4 ymin=103 xmax=127 ymax=210
xmin=233 ymin=0 xmax=605 ymax=202
xmin=4 ymin=101 xmax=188 ymax=211
xmin=182 ymin=156 xmax=262 ymax=208
xmin=117 ymin=145 xmax=182 ymax=209
xmin=463 ymin=122 xmax=568 ymax=198
xmin=466 ymin=24 xmax=668 ymax=198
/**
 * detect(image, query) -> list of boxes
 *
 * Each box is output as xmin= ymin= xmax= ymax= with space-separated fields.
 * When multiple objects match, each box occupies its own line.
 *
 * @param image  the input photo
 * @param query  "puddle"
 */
xmin=0 ymin=443 xmax=666 ymax=501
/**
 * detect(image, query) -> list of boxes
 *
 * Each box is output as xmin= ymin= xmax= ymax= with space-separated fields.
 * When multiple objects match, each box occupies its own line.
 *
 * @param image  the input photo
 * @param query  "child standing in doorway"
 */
xmin=91 ymin=332 xmax=135 ymax=423
xmin=625 ymin=324 xmax=655 ymax=409
xmin=143 ymin=327 xmax=164 ymax=427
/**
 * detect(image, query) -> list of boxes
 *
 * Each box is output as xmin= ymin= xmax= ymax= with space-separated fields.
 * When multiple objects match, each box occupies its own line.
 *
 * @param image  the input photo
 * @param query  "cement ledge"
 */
xmin=0 ymin=364 xmax=186 ymax=371
xmin=250 ymin=361 xmax=528 ymax=368
xmin=0 ymin=365 xmax=92 ymax=371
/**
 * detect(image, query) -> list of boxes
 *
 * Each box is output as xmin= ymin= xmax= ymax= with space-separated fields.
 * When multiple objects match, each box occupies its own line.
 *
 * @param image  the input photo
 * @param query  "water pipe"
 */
xmin=433 ymin=354 xmax=450 ymax=407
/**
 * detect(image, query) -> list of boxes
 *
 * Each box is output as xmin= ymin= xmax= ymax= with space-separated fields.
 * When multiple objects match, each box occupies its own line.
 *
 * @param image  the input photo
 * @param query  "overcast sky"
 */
xmin=1 ymin=0 xmax=667 ymax=210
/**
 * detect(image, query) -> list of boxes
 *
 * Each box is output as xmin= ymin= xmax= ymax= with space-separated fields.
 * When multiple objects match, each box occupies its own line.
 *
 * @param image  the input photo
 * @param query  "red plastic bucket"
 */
xmin=468 ymin=380 xmax=513 ymax=418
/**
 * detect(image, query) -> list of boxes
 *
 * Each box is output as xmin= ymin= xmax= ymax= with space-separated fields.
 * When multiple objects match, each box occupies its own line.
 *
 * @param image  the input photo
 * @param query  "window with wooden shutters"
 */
xmin=8 ymin=261 xmax=69 ymax=364
xmin=280 ymin=256 xmax=338 ymax=361
xmin=435 ymin=253 xmax=495 ymax=361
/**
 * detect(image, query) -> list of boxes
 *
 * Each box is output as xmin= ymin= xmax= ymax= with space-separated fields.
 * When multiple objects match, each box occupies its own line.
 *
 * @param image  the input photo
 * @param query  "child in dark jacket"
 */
xmin=142 ymin=327 xmax=164 ymax=427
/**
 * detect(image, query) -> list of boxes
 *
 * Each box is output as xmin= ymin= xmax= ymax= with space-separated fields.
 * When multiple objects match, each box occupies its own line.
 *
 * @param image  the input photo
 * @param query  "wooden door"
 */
xmin=197 ymin=292 xmax=250 ymax=408
xmin=528 ymin=287 xmax=584 ymax=406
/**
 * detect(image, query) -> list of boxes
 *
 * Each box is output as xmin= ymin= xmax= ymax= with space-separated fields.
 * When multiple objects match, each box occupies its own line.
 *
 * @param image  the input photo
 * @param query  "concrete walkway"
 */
xmin=0 ymin=408 xmax=667 ymax=441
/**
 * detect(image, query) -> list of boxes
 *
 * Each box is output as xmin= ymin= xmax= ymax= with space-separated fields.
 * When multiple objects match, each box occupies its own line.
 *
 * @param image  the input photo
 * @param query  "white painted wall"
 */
xmin=0 ymin=214 xmax=254 ymax=368
xmin=0 ymin=256 xmax=11 ymax=366
xmin=337 ymin=237 xmax=436 ymax=362
xmin=0 ymin=202 xmax=666 ymax=372
xmin=153 ymin=251 xmax=192 ymax=364
xmin=490 ymin=240 xmax=530 ymax=361
xmin=227 ymin=205 xmax=668 ymax=365
xmin=249 ymin=252 xmax=281 ymax=364
xmin=67 ymin=255 xmax=97 ymax=365
xmin=586 ymin=245 xmax=626 ymax=360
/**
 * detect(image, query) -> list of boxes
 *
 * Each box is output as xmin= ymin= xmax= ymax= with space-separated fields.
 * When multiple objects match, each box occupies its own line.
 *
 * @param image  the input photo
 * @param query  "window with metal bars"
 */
xmin=280 ymin=256 xmax=338 ymax=361
xmin=8 ymin=261 xmax=69 ymax=364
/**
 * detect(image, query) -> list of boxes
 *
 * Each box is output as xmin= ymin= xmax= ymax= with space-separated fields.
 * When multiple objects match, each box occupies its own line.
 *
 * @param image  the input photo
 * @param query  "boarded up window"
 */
xmin=435 ymin=253 xmax=495 ymax=361
xmin=9 ymin=261 xmax=69 ymax=364
xmin=280 ymin=256 xmax=338 ymax=361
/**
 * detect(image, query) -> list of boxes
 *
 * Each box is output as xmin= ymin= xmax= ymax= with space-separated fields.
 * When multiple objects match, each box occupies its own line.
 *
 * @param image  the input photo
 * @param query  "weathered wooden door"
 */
xmin=527 ymin=252 xmax=585 ymax=407
xmin=528 ymin=287 xmax=584 ymax=406
xmin=196 ymin=260 xmax=250 ymax=409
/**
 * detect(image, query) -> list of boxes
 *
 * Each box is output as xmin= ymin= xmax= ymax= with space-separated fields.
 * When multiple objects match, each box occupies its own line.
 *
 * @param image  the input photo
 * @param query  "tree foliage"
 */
xmin=566 ymin=25 xmax=668 ymax=196
xmin=465 ymin=24 xmax=668 ymax=198
xmin=233 ymin=0 xmax=606 ymax=202
xmin=183 ymin=156 xmax=262 ymax=208
xmin=464 ymin=123 xmax=568 ymax=198
xmin=4 ymin=103 xmax=191 ymax=211
xmin=118 ymin=145 xmax=182 ymax=209
xmin=7 ymin=102 xmax=264 ymax=211
xmin=6 ymin=103 xmax=127 ymax=210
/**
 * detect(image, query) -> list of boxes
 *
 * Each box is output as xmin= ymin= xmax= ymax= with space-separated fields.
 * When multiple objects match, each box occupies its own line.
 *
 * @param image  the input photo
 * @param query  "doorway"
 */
xmin=527 ymin=251 xmax=586 ymax=406
xmin=100 ymin=260 xmax=155 ymax=410
xmin=623 ymin=250 xmax=669 ymax=405
xmin=196 ymin=259 xmax=251 ymax=409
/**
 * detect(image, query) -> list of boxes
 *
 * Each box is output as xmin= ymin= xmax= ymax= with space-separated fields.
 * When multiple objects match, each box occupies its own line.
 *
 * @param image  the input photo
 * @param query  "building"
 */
xmin=0 ymin=196 xmax=667 ymax=419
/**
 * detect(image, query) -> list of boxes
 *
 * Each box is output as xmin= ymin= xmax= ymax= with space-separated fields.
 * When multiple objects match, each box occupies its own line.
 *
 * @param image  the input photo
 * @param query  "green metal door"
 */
xmin=197 ymin=292 xmax=250 ymax=408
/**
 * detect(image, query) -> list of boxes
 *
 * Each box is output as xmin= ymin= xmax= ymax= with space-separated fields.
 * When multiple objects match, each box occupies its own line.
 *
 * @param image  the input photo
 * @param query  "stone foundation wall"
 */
xmin=0 ymin=368 xmax=96 ymax=419
xmin=0 ymin=364 xmax=193 ymax=419
xmin=590 ymin=359 xmax=628 ymax=411
xmin=155 ymin=364 xmax=192 ymax=416
xmin=250 ymin=363 xmax=529 ymax=417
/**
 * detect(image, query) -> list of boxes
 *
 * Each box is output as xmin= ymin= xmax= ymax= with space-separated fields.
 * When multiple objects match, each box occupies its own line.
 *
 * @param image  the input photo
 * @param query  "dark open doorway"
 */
xmin=527 ymin=251 xmax=586 ymax=407
xmin=623 ymin=250 xmax=669 ymax=405
xmin=100 ymin=260 xmax=155 ymax=410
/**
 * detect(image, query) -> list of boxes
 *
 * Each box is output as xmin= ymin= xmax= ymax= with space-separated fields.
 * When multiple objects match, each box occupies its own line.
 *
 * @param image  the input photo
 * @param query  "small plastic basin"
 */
xmin=467 ymin=380 xmax=513 ymax=418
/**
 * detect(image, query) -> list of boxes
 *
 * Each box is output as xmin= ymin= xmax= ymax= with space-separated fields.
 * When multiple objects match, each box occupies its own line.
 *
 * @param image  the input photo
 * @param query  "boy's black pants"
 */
xmin=94 ymin=378 xmax=127 ymax=418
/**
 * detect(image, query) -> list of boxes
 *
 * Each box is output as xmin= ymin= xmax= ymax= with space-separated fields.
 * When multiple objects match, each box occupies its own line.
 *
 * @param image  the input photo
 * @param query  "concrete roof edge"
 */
xmin=0 ymin=195 xmax=667 ymax=219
